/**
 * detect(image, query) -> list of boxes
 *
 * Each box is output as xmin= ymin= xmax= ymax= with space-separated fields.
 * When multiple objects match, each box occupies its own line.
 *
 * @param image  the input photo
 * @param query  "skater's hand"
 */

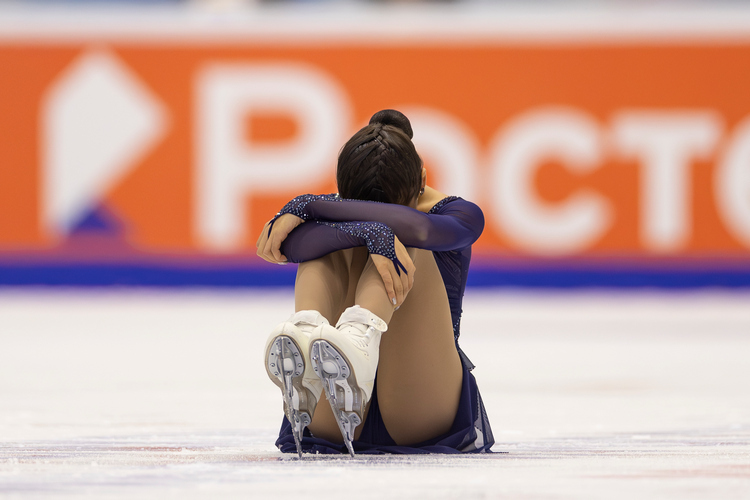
xmin=371 ymin=236 xmax=416 ymax=309
xmin=256 ymin=214 xmax=304 ymax=264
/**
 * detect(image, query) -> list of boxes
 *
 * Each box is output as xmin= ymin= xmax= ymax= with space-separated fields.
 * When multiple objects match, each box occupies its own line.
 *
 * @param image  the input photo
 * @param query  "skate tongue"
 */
xmin=336 ymin=306 xmax=388 ymax=333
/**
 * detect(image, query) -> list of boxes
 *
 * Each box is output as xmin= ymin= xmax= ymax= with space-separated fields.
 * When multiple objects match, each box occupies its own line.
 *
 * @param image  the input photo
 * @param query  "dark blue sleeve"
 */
xmin=275 ymin=194 xmax=484 ymax=253
xmin=280 ymin=221 xmax=363 ymax=263
xmin=280 ymin=219 xmax=407 ymax=275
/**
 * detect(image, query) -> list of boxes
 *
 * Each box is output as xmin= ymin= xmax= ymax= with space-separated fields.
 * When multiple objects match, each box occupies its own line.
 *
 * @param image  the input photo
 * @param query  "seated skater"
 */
xmin=256 ymin=109 xmax=494 ymax=456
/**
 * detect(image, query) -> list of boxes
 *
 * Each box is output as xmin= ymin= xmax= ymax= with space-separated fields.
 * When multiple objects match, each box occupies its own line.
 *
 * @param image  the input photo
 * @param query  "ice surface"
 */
xmin=1 ymin=288 xmax=749 ymax=499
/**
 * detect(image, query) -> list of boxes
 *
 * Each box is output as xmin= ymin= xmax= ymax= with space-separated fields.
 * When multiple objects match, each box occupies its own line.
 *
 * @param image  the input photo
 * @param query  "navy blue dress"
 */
xmin=271 ymin=195 xmax=495 ymax=454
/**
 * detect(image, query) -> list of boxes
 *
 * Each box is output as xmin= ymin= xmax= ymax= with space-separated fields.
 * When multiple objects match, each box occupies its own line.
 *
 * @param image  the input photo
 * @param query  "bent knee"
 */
xmin=296 ymin=248 xmax=369 ymax=294
xmin=298 ymin=248 xmax=355 ymax=272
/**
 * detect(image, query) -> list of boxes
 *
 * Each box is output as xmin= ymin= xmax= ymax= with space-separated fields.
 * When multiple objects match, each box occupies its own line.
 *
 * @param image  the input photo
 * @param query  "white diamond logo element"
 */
xmin=41 ymin=49 xmax=168 ymax=236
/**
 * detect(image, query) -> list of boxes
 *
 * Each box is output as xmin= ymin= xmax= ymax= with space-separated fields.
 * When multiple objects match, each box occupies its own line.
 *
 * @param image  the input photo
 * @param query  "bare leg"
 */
xmin=345 ymin=248 xmax=462 ymax=445
xmin=352 ymin=260 xmax=397 ymax=324
xmin=376 ymin=249 xmax=463 ymax=445
xmin=293 ymin=247 xmax=462 ymax=447
xmin=296 ymin=248 xmax=370 ymax=441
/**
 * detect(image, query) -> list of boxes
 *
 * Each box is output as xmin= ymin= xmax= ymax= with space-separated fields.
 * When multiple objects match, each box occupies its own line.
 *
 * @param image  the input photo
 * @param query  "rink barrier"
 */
xmin=3 ymin=8 xmax=750 ymax=287
xmin=2 ymin=263 xmax=750 ymax=288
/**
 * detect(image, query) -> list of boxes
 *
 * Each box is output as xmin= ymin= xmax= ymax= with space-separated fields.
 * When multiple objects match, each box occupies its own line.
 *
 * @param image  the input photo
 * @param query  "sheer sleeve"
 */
xmin=271 ymin=193 xmax=340 ymax=222
xmin=274 ymin=194 xmax=484 ymax=252
xmin=280 ymin=220 xmax=407 ymax=275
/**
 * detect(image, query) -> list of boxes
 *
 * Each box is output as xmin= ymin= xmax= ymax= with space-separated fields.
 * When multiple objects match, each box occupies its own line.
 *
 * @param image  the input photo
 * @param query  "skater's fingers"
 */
xmin=403 ymin=263 xmax=412 ymax=297
xmin=256 ymin=220 xmax=280 ymax=263
xmin=371 ymin=254 xmax=397 ymax=306
xmin=272 ymin=247 xmax=286 ymax=263
xmin=257 ymin=230 xmax=277 ymax=263
xmin=393 ymin=236 xmax=415 ymax=299
xmin=269 ymin=234 xmax=286 ymax=263
xmin=393 ymin=269 xmax=405 ymax=307
xmin=256 ymin=222 xmax=270 ymax=252
xmin=260 ymin=232 xmax=278 ymax=263
xmin=382 ymin=270 xmax=397 ymax=306
xmin=258 ymin=214 xmax=302 ymax=264
xmin=262 ymin=234 xmax=285 ymax=264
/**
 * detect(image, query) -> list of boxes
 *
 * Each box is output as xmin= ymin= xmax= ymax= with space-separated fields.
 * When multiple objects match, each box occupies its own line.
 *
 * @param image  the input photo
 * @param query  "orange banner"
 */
xmin=2 ymin=34 xmax=750 ymax=276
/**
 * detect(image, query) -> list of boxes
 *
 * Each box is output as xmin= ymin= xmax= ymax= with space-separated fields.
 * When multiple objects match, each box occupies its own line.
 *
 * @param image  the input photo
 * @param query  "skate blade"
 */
xmin=266 ymin=335 xmax=311 ymax=458
xmin=310 ymin=340 xmax=364 ymax=457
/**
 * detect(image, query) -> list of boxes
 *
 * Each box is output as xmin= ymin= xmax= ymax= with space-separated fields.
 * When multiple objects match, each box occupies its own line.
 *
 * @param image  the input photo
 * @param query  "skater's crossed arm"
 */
xmin=268 ymin=194 xmax=484 ymax=252
xmin=256 ymin=214 xmax=415 ymax=308
xmin=256 ymin=193 xmax=483 ymax=308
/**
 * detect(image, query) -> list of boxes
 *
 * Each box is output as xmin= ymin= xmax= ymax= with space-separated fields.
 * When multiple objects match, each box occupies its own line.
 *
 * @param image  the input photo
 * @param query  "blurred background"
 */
xmin=2 ymin=3 xmax=750 ymax=496
xmin=2 ymin=0 xmax=750 ymax=288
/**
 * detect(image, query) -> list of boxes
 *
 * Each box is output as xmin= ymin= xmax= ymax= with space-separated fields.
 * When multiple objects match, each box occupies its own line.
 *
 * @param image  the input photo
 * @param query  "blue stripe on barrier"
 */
xmin=0 ymin=263 xmax=298 ymax=287
xmin=466 ymin=267 xmax=750 ymax=288
xmin=1 ymin=262 xmax=750 ymax=288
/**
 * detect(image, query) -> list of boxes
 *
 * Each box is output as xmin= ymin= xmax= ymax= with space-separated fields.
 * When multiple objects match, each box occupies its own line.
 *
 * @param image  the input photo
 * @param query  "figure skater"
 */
xmin=256 ymin=109 xmax=494 ymax=456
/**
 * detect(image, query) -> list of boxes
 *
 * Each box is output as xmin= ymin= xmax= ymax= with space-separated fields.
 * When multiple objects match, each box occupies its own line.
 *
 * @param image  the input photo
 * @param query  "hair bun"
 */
xmin=369 ymin=109 xmax=413 ymax=139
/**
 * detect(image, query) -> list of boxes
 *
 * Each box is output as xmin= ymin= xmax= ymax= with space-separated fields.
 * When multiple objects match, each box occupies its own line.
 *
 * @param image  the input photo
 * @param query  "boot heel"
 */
xmin=263 ymin=311 xmax=329 ymax=457
xmin=310 ymin=340 xmax=363 ymax=457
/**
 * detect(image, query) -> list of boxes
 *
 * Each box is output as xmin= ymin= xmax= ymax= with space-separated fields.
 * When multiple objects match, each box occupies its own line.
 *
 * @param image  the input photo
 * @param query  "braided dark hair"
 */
xmin=337 ymin=109 xmax=422 ymax=206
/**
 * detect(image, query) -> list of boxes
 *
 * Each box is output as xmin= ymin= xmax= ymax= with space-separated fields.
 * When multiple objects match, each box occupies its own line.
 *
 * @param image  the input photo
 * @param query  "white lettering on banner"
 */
xmin=42 ymin=50 xmax=167 ymax=237
xmin=194 ymin=63 xmax=351 ymax=251
xmin=716 ymin=115 xmax=750 ymax=247
xmin=611 ymin=111 xmax=722 ymax=253
xmin=400 ymin=106 xmax=479 ymax=201
xmin=36 ymin=48 xmax=750 ymax=256
xmin=488 ymin=107 xmax=612 ymax=255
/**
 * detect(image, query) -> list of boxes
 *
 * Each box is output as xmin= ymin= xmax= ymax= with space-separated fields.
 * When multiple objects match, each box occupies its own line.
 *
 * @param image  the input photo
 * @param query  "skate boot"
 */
xmin=264 ymin=310 xmax=328 ymax=458
xmin=310 ymin=305 xmax=388 ymax=457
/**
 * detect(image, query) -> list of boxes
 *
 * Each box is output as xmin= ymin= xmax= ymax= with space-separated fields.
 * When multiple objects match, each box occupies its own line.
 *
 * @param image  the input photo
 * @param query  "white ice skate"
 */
xmin=310 ymin=305 xmax=388 ymax=457
xmin=264 ymin=310 xmax=328 ymax=458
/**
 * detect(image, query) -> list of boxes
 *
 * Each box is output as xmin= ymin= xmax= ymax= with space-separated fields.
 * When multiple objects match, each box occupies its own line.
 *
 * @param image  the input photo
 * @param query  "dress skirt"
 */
xmin=275 ymin=358 xmax=494 ymax=454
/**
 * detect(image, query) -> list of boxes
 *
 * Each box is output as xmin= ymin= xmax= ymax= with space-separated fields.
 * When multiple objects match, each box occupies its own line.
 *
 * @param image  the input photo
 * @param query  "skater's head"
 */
xmin=337 ymin=109 xmax=424 ymax=207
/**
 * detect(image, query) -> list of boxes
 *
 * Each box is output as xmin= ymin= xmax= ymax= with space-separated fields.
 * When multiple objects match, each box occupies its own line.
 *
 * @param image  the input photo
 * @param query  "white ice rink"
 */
xmin=1 ymin=289 xmax=749 ymax=499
